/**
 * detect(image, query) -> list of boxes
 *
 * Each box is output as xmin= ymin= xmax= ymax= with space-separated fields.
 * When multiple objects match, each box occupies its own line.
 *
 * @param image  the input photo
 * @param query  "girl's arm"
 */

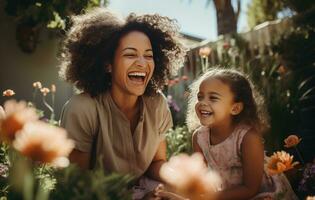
xmin=146 ymin=140 xmax=167 ymax=182
xmin=216 ymin=130 xmax=264 ymax=200
xmin=192 ymin=130 xmax=207 ymax=164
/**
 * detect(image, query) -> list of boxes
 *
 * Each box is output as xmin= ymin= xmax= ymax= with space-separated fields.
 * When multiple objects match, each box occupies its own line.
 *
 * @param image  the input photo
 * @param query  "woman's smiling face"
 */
xmin=110 ymin=30 xmax=155 ymax=97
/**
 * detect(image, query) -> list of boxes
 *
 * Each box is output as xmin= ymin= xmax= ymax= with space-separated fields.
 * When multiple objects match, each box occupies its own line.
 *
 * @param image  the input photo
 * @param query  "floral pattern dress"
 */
xmin=196 ymin=125 xmax=299 ymax=200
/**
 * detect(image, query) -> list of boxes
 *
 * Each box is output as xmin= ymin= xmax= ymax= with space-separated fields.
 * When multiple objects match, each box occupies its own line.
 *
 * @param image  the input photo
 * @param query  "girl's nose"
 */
xmin=199 ymin=101 xmax=208 ymax=106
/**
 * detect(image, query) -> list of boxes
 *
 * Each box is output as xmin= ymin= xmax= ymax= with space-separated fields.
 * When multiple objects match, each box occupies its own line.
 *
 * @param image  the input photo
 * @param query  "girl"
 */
xmin=185 ymin=68 xmax=298 ymax=200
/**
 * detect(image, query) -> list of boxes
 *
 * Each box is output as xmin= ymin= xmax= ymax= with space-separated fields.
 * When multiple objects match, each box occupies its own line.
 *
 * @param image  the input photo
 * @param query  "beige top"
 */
xmin=60 ymin=92 xmax=172 ymax=178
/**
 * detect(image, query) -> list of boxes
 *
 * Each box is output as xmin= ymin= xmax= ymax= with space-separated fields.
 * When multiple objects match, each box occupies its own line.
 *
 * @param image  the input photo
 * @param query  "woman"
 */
xmin=59 ymin=7 xmax=186 ymax=198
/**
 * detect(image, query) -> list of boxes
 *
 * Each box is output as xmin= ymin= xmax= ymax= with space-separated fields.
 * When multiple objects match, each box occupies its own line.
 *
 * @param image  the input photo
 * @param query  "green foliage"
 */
xmin=247 ymin=0 xmax=286 ymax=28
xmin=4 ymin=0 xmax=107 ymax=29
xmin=4 ymin=0 xmax=108 ymax=53
xmin=0 ymin=145 xmax=133 ymax=200
xmin=282 ymin=0 xmax=315 ymax=13
xmin=50 ymin=165 xmax=133 ymax=200
xmin=166 ymin=126 xmax=193 ymax=159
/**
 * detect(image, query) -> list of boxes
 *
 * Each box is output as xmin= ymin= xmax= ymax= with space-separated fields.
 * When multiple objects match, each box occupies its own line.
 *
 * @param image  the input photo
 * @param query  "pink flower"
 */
xmin=160 ymin=153 xmax=221 ymax=200
xmin=0 ymin=100 xmax=38 ymax=143
xmin=199 ymin=47 xmax=211 ymax=58
xmin=32 ymin=81 xmax=42 ymax=89
xmin=223 ymin=42 xmax=230 ymax=50
xmin=181 ymin=75 xmax=189 ymax=81
xmin=3 ymin=89 xmax=15 ymax=97
xmin=40 ymin=87 xmax=50 ymax=96
xmin=13 ymin=121 xmax=74 ymax=167
xmin=284 ymin=135 xmax=301 ymax=148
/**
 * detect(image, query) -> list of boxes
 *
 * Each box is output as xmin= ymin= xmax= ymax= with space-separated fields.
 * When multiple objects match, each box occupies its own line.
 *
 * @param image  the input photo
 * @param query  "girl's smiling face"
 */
xmin=110 ymin=31 xmax=155 ymax=97
xmin=195 ymin=78 xmax=242 ymax=128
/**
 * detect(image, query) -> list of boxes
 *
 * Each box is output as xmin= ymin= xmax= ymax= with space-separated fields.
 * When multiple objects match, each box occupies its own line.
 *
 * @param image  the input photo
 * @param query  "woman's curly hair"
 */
xmin=186 ymin=68 xmax=270 ymax=133
xmin=59 ymin=8 xmax=187 ymax=97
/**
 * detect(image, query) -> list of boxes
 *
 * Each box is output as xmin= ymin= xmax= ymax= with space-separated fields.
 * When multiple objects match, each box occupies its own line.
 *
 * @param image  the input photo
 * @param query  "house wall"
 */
xmin=0 ymin=1 xmax=73 ymax=120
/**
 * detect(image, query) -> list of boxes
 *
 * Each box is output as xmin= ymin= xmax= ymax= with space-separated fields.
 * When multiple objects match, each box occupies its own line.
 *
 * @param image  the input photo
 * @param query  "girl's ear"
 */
xmin=231 ymin=102 xmax=243 ymax=115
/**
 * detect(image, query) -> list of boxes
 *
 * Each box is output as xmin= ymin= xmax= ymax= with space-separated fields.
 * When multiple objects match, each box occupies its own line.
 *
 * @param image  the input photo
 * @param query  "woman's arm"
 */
xmin=216 ymin=130 xmax=264 ymax=200
xmin=69 ymin=149 xmax=91 ymax=170
xmin=145 ymin=140 xmax=167 ymax=182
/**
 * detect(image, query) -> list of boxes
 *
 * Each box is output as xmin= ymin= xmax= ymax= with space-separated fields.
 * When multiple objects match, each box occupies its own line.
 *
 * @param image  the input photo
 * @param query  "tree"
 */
xmin=211 ymin=0 xmax=241 ymax=36
xmin=247 ymin=0 xmax=286 ymax=28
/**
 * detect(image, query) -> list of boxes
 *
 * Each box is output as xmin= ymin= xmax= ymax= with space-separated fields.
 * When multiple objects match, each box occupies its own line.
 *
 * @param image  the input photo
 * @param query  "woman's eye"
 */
xmin=144 ymin=55 xmax=154 ymax=59
xmin=124 ymin=54 xmax=136 ymax=57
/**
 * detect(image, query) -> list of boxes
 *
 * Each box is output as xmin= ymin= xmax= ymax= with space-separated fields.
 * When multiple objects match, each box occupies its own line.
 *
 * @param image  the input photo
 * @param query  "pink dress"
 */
xmin=196 ymin=125 xmax=299 ymax=200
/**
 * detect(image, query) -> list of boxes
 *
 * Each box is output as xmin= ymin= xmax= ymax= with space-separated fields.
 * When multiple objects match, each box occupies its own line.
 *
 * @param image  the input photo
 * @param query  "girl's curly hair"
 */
xmin=186 ymin=68 xmax=270 ymax=133
xmin=59 ymin=8 xmax=187 ymax=97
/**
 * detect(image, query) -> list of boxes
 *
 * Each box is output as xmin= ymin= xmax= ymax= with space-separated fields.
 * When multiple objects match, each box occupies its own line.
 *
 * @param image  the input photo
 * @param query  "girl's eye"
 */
xmin=197 ymin=95 xmax=203 ymax=101
xmin=209 ymin=96 xmax=219 ymax=101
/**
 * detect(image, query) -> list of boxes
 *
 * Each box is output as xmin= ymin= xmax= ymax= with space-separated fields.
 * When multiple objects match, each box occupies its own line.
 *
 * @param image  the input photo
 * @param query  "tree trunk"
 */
xmin=214 ymin=0 xmax=239 ymax=36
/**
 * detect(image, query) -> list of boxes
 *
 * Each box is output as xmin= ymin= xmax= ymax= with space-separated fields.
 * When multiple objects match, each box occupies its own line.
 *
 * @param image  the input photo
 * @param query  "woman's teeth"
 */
xmin=128 ymin=72 xmax=146 ymax=82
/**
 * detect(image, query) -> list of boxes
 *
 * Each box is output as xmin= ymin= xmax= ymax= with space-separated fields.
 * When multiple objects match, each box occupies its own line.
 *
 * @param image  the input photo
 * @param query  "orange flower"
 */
xmin=168 ymin=79 xmax=175 ymax=87
xmin=160 ymin=153 xmax=221 ymax=200
xmin=32 ymin=81 xmax=42 ymax=89
xmin=13 ymin=121 xmax=74 ymax=167
xmin=3 ymin=89 xmax=15 ymax=97
xmin=0 ymin=100 xmax=38 ymax=143
xmin=181 ymin=75 xmax=189 ymax=81
xmin=51 ymin=84 xmax=56 ymax=93
xmin=40 ymin=87 xmax=50 ymax=96
xmin=174 ymin=77 xmax=180 ymax=83
xmin=199 ymin=47 xmax=211 ymax=58
xmin=306 ymin=196 xmax=315 ymax=200
xmin=267 ymin=151 xmax=299 ymax=175
xmin=223 ymin=42 xmax=230 ymax=50
xmin=284 ymin=135 xmax=301 ymax=148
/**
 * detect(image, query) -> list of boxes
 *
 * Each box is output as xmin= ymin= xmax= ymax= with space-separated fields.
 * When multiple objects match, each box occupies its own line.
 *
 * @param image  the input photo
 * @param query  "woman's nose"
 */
xmin=136 ymin=56 xmax=146 ymax=67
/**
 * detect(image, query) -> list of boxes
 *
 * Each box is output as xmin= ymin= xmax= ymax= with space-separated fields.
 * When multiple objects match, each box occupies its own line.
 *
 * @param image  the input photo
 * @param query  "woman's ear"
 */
xmin=105 ymin=64 xmax=112 ymax=73
xmin=231 ymin=102 xmax=243 ymax=115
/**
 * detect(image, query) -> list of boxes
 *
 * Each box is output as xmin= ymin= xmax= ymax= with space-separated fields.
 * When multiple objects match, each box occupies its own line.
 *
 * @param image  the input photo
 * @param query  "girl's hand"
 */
xmin=154 ymin=184 xmax=190 ymax=200
xmin=155 ymin=190 xmax=190 ymax=200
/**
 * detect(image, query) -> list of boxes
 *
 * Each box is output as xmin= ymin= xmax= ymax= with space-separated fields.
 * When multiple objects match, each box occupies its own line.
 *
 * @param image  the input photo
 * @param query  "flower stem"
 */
xmin=32 ymin=89 xmax=37 ymax=107
xmin=43 ymin=96 xmax=55 ymax=122
xmin=294 ymin=146 xmax=305 ymax=165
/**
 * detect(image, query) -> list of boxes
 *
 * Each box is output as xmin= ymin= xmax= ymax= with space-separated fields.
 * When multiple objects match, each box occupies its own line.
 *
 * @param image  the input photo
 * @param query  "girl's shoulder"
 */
xmin=192 ymin=126 xmax=209 ymax=141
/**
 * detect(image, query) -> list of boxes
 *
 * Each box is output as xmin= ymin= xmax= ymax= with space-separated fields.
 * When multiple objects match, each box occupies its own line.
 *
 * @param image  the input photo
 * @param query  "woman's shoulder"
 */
xmin=143 ymin=91 xmax=167 ymax=105
xmin=63 ymin=93 xmax=97 ymax=113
